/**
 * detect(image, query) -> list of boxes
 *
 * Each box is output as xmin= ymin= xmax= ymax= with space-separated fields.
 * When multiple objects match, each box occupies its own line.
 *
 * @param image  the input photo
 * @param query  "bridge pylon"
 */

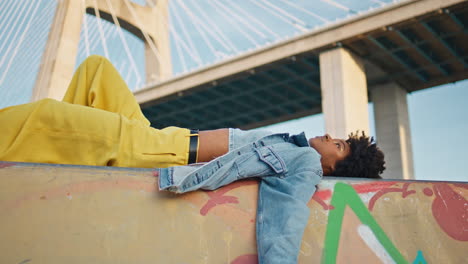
xmin=31 ymin=0 xmax=171 ymax=101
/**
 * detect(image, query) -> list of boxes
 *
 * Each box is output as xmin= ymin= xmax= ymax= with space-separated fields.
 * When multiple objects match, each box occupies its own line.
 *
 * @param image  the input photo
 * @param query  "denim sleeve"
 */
xmin=159 ymin=143 xmax=287 ymax=193
xmin=229 ymin=128 xmax=273 ymax=151
xmin=158 ymin=158 xmax=240 ymax=193
xmin=256 ymin=166 xmax=321 ymax=264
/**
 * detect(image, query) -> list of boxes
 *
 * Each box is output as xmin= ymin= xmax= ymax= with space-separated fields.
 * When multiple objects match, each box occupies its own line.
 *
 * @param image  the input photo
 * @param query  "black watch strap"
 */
xmin=188 ymin=129 xmax=199 ymax=164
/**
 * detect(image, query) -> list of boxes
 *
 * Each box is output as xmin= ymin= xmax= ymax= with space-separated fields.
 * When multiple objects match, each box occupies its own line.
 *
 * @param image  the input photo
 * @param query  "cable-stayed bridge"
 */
xmin=0 ymin=0 xmax=467 ymax=180
xmin=1 ymin=0 xmax=405 ymax=105
xmin=136 ymin=0 xmax=467 ymax=129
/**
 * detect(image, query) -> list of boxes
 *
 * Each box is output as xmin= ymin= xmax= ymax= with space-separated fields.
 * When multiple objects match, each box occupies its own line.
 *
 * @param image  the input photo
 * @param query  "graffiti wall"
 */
xmin=0 ymin=162 xmax=466 ymax=263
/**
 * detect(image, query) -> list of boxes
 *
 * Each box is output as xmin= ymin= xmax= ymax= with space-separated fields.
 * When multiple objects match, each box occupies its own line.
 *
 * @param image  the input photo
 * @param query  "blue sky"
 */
xmin=0 ymin=0 xmax=466 ymax=182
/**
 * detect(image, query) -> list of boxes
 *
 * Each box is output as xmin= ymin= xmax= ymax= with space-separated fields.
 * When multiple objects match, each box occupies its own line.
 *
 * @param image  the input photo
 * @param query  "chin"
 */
xmin=309 ymin=137 xmax=319 ymax=148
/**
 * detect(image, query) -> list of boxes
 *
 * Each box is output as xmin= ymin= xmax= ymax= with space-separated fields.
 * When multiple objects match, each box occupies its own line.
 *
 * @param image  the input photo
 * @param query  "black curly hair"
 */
xmin=333 ymin=131 xmax=386 ymax=179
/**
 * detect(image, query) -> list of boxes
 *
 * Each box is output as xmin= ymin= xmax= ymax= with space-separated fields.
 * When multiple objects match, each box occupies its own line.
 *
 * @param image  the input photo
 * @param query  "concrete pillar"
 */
xmin=372 ymin=83 xmax=414 ymax=179
xmin=319 ymin=47 xmax=370 ymax=139
xmin=31 ymin=0 xmax=83 ymax=101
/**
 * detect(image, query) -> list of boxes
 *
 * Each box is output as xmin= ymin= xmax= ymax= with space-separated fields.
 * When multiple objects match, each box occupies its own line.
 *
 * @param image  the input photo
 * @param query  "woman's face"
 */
xmin=309 ymin=134 xmax=351 ymax=176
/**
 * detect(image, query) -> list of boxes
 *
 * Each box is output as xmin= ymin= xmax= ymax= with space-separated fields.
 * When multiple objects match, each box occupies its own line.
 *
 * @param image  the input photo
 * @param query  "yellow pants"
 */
xmin=0 ymin=55 xmax=191 ymax=168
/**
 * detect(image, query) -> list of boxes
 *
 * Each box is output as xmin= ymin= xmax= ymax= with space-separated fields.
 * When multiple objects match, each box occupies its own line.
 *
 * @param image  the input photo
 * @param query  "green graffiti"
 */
xmin=412 ymin=250 xmax=427 ymax=264
xmin=322 ymin=183 xmax=408 ymax=264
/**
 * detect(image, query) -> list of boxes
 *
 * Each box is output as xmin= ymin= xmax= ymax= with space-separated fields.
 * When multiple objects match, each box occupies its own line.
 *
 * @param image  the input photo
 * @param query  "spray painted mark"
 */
xmin=231 ymin=254 xmax=258 ymax=264
xmin=412 ymin=250 xmax=427 ymax=264
xmin=429 ymin=183 xmax=468 ymax=241
xmin=323 ymin=183 xmax=408 ymax=264
xmin=311 ymin=181 xmax=397 ymax=210
xmin=200 ymin=180 xmax=257 ymax=216
xmin=1 ymin=178 xmax=157 ymax=212
xmin=368 ymin=181 xmax=467 ymax=241
xmin=312 ymin=196 xmax=333 ymax=210
xmin=0 ymin=162 xmax=15 ymax=168
xmin=352 ymin=181 xmax=398 ymax=194
xmin=314 ymin=181 xmax=396 ymax=201
xmin=368 ymin=182 xmax=416 ymax=211
xmin=453 ymin=183 xmax=468 ymax=190
xmin=358 ymin=225 xmax=394 ymax=264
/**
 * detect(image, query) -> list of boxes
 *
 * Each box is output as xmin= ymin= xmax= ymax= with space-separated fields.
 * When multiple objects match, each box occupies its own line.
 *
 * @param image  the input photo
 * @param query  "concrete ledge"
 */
xmin=0 ymin=162 xmax=466 ymax=263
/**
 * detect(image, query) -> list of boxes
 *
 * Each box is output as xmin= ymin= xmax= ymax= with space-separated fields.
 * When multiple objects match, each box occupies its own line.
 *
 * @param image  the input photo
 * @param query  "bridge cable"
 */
xmin=370 ymin=0 xmax=386 ymax=6
xmin=171 ymin=23 xmax=188 ymax=73
xmin=18 ymin=2 xmax=55 ymax=87
xmin=278 ymin=0 xmax=329 ymax=24
xmin=254 ymin=0 xmax=308 ymax=32
xmin=0 ymin=0 xmax=43 ymax=85
xmin=166 ymin=3 xmax=205 ymax=69
xmin=178 ymin=0 xmax=234 ymax=54
xmin=80 ymin=0 xmax=90 ymax=57
xmin=214 ymin=0 xmax=269 ymax=41
xmin=261 ymin=0 xmax=308 ymax=28
xmin=0 ymin=0 xmax=16 ymax=32
xmin=105 ymin=0 xmax=142 ymax=87
xmin=92 ymin=0 xmax=110 ymax=58
xmin=226 ymin=0 xmax=281 ymax=40
xmin=122 ymin=0 xmax=162 ymax=69
xmin=78 ymin=15 xmax=98 ymax=58
xmin=209 ymin=0 xmax=260 ymax=47
xmin=319 ymin=0 xmax=355 ymax=13
xmin=190 ymin=0 xmax=238 ymax=53
xmin=246 ymin=0 xmax=297 ymax=33
xmin=0 ymin=0 xmax=30 ymax=61
xmin=10 ymin=0 xmax=55 ymax=77
xmin=2 ymin=0 xmax=54 ymax=102
xmin=176 ymin=0 xmax=223 ymax=60
xmin=171 ymin=1 xmax=203 ymax=65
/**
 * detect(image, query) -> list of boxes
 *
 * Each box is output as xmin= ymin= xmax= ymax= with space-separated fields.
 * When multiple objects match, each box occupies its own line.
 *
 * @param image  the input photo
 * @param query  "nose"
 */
xmin=324 ymin=133 xmax=332 ymax=141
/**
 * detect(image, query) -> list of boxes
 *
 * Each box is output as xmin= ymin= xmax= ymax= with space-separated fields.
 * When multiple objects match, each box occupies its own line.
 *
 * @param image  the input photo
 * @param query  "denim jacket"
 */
xmin=159 ymin=129 xmax=323 ymax=264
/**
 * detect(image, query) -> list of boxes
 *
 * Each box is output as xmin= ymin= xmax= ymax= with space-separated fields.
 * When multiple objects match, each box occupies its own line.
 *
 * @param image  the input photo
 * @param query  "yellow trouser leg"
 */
xmin=63 ymin=55 xmax=150 ymax=125
xmin=0 ymin=56 xmax=190 ymax=168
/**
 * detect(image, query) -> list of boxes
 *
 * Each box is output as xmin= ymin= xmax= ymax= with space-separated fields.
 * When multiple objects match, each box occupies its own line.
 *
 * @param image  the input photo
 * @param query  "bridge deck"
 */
xmin=136 ymin=0 xmax=468 ymax=130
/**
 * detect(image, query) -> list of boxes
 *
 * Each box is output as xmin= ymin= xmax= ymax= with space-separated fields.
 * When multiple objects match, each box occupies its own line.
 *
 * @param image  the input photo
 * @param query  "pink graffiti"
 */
xmin=152 ymin=170 xmax=159 ymax=177
xmin=453 ymin=183 xmax=468 ymax=190
xmin=0 ymin=162 xmax=15 ymax=168
xmin=368 ymin=181 xmax=468 ymax=241
xmin=313 ymin=188 xmax=332 ymax=200
xmin=200 ymin=180 xmax=258 ymax=216
xmin=353 ymin=181 xmax=397 ymax=194
xmin=310 ymin=181 xmax=396 ymax=210
xmin=429 ymin=183 xmax=468 ymax=241
xmin=231 ymin=254 xmax=258 ymax=264
xmin=423 ymin=187 xmax=433 ymax=196
xmin=312 ymin=196 xmax=333 ymax=210
xmin=368 ymin=182 xmax=416 ymax=211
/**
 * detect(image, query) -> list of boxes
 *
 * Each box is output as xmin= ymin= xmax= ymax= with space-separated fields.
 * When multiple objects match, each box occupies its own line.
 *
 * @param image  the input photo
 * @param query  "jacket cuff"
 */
xmin=158 ymin=168 xmax=173 ymax=191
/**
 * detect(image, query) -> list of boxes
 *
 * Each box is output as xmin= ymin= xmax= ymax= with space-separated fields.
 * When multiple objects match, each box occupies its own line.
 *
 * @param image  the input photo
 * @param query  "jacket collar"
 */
xmin=288 ymin=132 xmax=309 ymax=147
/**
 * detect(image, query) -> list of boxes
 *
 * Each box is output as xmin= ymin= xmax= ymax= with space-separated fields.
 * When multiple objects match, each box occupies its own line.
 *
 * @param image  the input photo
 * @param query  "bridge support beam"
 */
xmin=371 ymin=83 xmax=414 ymax=179
xmin=145 ymin=0 xmax=171 ymax=84
xmin=32 ymin=0 xmax=171 ymax=101
xmin=319 ymin=47 xmax=370 ymax=139
xmin=31 ymin=0 xmax=83 ymax=101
